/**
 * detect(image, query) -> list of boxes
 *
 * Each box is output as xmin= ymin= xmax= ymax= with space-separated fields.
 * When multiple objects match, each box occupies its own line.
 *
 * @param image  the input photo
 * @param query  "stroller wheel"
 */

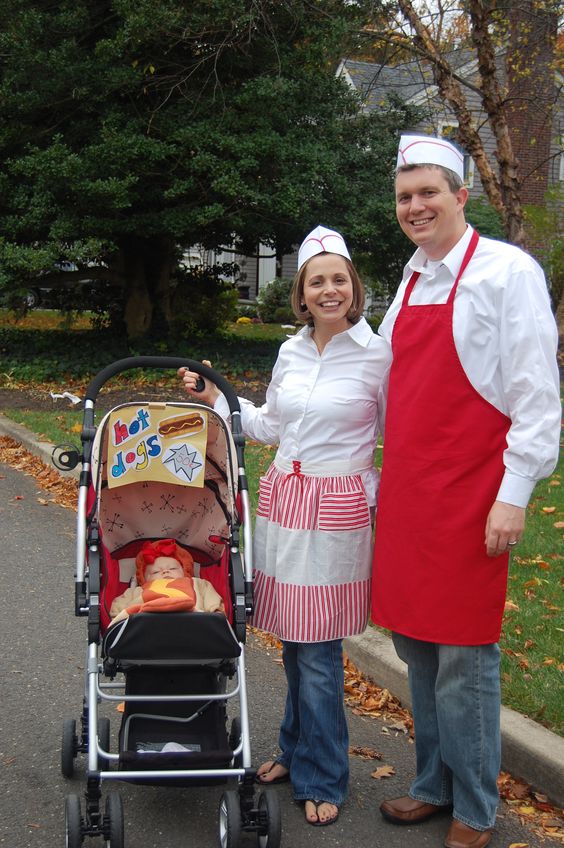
xmin=218 ymin=789 xmax=241 ymax=848
xmin=61 ymin=719 xmax=78 ymax=778
xmin=104 ymin=790 xmax=124 ymax=848
xmin=257 ymin=790 xmax=282 ymax=848
xmin=65 ymin=794 xmax=83 ymax=848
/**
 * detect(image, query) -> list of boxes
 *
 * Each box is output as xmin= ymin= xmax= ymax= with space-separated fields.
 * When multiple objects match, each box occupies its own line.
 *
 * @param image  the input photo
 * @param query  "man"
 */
xmin=372 ymin=134 xmax=561 ymax=848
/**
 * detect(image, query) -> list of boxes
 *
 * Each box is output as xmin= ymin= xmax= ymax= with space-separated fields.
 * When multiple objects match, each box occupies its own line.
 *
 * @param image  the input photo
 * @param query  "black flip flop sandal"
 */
xmin=305 ymin=800 xmax=340 ymax=827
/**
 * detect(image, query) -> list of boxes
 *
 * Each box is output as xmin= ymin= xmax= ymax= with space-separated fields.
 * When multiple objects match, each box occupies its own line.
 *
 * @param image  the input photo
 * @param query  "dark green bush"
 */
xmin=465 ymin=198 xmax=505 ymax=240
xmin=256 ymin=277 xmax=294 ymax=323
xmin=170 ymin=264 xmax=239 ymax=338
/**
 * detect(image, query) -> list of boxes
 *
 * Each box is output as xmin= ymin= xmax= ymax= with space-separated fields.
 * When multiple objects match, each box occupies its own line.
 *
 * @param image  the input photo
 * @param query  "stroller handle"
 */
xmin=84 ymin=356 xmax=241 ymax=415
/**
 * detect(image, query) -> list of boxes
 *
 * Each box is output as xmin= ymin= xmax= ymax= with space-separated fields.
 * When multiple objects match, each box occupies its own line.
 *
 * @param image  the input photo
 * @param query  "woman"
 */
xmin=180 ymin=226 xmax=391 ymax=826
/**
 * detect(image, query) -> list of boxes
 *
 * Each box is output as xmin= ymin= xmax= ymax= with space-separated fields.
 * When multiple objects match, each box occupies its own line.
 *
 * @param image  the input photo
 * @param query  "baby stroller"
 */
xmin=55 ymin=356 xmax=281 ymax=848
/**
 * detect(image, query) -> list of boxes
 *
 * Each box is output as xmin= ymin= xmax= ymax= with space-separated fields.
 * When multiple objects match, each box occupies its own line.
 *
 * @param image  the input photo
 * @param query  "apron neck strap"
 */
xmin=402 ymin=229 xmax=480 ymax=308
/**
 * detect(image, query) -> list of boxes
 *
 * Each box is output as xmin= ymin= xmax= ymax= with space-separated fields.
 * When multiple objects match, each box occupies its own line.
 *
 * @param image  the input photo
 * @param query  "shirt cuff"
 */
xmin=213 ymin=394 xmax=230 ymax=421
xmin=496 ymin=472 xmax=537 ymax=509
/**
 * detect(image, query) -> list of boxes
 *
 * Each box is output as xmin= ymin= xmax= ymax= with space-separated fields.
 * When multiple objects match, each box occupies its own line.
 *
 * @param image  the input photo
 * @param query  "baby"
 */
xmin=109 ymin=538 xmax=225 ymax=624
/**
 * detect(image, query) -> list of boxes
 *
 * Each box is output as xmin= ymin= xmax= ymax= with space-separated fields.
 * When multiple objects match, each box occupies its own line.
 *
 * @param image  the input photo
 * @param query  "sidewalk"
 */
xmin=1 ymin=411 xmax=563 ymax=808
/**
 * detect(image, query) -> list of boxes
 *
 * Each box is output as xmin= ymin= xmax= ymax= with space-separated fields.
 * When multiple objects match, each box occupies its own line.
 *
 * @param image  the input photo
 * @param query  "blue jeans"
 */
xmin=392 ymin=633 xmax=501 ymax=830
xmin=276 ymin=640 xmax=349 ymax=806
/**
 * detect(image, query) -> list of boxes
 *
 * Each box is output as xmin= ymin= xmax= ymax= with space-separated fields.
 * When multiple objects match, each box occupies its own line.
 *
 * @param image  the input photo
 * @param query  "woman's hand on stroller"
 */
xmin=178 ymin=360 xmax=221 ymax=407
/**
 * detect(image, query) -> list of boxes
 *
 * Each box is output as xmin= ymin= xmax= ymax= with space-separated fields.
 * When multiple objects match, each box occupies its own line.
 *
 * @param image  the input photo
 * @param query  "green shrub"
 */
xmin=465 ymin=198 xmax=505 ymax=240
xmin=256 ymin=277 xmax=294 ymax=323
xmin=170 ymin=264 xmax=239 ymax=337
xmin=238 ymin=304 xmax=259 ymax=319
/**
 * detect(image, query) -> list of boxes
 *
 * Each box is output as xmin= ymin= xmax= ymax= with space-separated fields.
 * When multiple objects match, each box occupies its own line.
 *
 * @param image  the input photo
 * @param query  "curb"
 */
xmin=1 ymin=412 xmax=563 ymax=808
xmin=344 ymin=629 xmax=564 ymax=808
xmin=0 ymin=413 xmax=73 ymax=471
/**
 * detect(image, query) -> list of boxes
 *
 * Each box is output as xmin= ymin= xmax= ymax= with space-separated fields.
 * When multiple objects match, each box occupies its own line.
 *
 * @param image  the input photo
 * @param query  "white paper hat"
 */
xmin=297 ymin=225 xmax=351 ymax=271
xmin=397 ymin=134 xmax=465 ymax=181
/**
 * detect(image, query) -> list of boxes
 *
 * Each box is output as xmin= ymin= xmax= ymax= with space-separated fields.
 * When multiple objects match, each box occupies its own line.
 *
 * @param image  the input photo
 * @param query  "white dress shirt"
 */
xmin=378 ymin=225 xmax=561 ymax=507
xmin=215 ymin=316 xmax=391 ymax=505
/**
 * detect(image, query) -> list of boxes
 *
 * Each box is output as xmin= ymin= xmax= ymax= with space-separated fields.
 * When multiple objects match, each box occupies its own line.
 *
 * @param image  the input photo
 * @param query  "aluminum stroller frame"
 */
xmin=55 ymin=356 xmax=281 ymax=848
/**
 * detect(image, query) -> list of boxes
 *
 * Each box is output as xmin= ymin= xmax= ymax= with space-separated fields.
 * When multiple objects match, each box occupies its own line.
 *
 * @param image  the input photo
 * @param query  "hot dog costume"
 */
xmin=109 ymin=539 xmax=224 ymax=623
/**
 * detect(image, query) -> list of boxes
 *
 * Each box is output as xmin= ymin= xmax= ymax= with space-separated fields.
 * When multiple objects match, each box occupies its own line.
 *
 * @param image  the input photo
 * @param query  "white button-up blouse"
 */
xmin=215 ymin=316 xmax=392 ymax=506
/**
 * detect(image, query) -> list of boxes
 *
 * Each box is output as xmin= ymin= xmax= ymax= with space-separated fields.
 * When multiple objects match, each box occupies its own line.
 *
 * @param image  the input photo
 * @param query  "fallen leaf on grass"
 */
xmin=504 ymin=599 xmax=520 ymax=612
xmin=542 ymin=506 xmax=556 ymax=513
xmin=554 ymin=522 xmax=564 ymax=529
xmin=371 ymin=764 xmax=396 ymax=779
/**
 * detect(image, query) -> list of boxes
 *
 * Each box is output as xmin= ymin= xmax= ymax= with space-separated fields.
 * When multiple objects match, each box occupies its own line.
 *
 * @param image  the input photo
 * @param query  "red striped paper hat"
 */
xmin=397 ymin=134 xmax=465 ymax=180
xmin=297 ymin=226 xmax=351 ymax=271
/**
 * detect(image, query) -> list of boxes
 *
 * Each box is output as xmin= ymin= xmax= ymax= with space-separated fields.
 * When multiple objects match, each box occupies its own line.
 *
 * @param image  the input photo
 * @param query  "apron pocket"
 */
xmin=318 ymin=489 xmax=370 ymax=531
xmin=256 ymin=476 xmax=274 ymax=518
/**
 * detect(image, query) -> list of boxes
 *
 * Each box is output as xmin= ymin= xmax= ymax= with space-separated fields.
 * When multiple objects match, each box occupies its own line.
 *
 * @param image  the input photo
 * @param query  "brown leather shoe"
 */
xmin=380 ymin=795 xmax=448 ymax=825
xmin=444 ymin=820 xmax=493 ymax=848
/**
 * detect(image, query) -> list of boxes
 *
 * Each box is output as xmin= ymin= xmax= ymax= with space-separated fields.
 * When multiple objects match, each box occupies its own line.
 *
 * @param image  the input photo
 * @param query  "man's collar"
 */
xmin=407 ymin=225 xmax=474 ymax=278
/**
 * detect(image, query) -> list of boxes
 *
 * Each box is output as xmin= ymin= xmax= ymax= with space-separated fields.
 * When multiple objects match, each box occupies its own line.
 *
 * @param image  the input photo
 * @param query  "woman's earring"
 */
xmin=300 ymin=302 xmax=307 ymax=311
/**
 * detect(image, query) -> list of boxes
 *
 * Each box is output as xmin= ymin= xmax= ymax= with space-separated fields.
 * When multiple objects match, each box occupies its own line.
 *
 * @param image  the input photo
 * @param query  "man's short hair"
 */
xmin=396 ymin=163 xmax=464 ymax=193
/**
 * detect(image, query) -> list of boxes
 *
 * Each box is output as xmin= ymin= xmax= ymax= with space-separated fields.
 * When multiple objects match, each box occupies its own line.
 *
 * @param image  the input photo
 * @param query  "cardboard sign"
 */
xmin=107 ymin=406 xmax=208 ymax=488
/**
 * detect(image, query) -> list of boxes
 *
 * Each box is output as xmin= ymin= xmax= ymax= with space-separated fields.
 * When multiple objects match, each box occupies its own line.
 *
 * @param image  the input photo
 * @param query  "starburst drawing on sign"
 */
xmin=163 ymin=443 xmax=203 ymax=482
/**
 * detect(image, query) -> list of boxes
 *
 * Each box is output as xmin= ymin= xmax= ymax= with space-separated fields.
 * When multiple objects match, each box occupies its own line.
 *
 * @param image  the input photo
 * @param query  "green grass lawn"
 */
xmin=3 ymin=402 xmax=563 ymax=736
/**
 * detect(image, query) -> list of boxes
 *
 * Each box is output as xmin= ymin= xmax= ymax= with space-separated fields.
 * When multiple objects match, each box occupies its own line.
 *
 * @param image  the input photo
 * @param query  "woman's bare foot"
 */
xmin=304 ymin=800 xmax=339 ymax=826
xmin=255 ymin=760 xmax=290 ymax=784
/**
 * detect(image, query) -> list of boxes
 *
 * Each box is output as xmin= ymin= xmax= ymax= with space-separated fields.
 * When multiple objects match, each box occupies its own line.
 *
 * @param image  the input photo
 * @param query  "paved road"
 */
xmin=0 ymin=460 xmax=550 ymax=848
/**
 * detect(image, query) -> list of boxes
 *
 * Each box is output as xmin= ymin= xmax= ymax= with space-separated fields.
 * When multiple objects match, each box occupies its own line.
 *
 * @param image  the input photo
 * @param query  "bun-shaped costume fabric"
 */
xmin=125 ymin=539 xmax=197 ymax=616
xmin=396 ymin=134 xmax=465 ymax=181
xmin=297 ymin=225 xmax=351 ymax=272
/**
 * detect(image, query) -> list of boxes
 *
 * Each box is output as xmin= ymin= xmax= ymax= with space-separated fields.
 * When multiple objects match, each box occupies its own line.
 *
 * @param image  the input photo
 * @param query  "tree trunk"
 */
xmin=468 ymin=0 xmax=526 ymax=247
xmin=396 ymin=0 xmax=529 ymax=247
xmin=120 ymin=237 xmax=176 ymax=340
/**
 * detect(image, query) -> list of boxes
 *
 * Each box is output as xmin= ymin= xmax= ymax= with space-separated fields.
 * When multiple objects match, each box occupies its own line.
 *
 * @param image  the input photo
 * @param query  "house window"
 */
xmin=439 ymin=122 xmax=475 ymax=188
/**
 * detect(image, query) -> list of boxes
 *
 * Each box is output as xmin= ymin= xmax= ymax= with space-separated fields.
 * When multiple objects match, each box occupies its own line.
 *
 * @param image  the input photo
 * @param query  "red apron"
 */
xmin=371 ymin=231 xmax=511 ymax=644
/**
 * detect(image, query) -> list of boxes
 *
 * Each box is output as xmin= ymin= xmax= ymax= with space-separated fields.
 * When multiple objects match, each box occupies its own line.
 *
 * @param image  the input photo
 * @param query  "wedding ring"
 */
xmin=507 ymin=540 xmax=518 ymax=546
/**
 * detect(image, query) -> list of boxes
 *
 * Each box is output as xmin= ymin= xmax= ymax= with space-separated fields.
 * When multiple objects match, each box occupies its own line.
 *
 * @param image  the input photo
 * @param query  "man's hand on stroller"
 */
xmin=178 ymin=361 xmax=221 ymax=407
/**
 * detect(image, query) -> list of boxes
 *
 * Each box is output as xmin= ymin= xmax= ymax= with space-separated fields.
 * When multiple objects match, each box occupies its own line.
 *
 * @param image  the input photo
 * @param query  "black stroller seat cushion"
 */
xmin=102 ymin=611 xmax=241 ymax=664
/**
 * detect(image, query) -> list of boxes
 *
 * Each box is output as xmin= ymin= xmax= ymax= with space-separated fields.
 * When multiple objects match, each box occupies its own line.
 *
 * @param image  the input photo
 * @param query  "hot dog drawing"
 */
xmin=158 ymin=412 xmax=205 ymax=438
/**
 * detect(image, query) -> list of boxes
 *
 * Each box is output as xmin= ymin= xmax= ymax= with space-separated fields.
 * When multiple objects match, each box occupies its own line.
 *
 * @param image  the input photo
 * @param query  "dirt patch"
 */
xmin=0 ymin=381 xmax=268 ymax=414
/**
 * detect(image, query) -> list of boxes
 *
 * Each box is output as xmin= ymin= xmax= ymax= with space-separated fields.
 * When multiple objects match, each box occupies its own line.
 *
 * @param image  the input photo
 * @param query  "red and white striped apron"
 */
xmin=251 ymin=456 xmax=374 ymax=642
